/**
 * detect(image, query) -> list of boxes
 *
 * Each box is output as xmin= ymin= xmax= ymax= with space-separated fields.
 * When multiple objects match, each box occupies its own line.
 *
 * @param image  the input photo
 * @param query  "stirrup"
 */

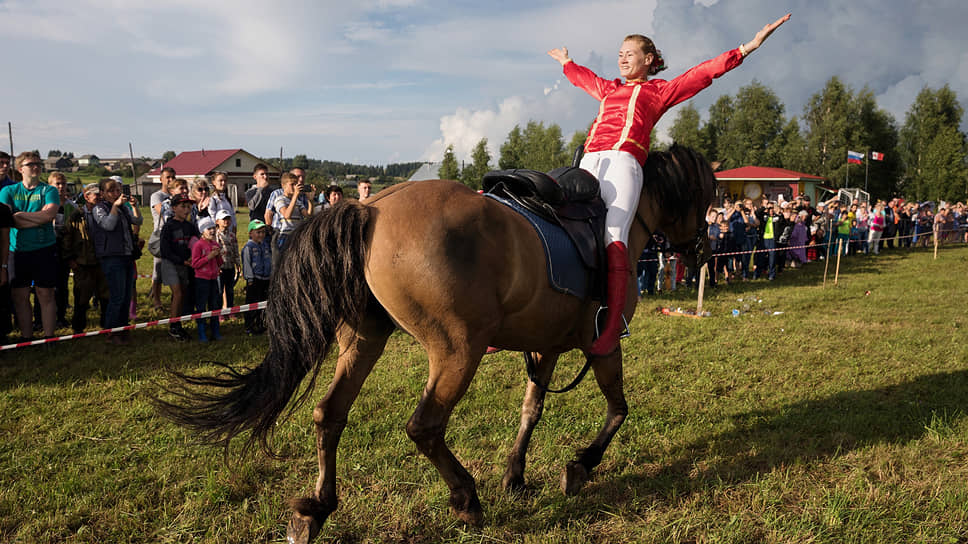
xmin=594 ymin=305 xmax=631 ymax=340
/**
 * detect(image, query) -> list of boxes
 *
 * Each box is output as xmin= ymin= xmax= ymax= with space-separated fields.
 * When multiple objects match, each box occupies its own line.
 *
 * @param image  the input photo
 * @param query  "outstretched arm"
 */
xmin=742 ymin=13 xmax=791 ymax=55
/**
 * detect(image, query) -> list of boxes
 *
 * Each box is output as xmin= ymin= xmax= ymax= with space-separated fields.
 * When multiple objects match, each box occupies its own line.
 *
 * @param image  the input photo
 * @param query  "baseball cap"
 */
xmin=83 ymin=183 xmax=100 ymax=194
xmin=248 ymin=219 xmax=267 ymax=232
xmin=170 ymin=194 xmax=195 ymax=206
xmin=215 ymin=210 xmax=231 ymax=221
xmin=197 ymin=217 xmax=216 ymax=232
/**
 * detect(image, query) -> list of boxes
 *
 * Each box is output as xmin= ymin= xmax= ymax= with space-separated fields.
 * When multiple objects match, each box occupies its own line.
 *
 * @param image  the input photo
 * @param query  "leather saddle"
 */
xmin=482 ymin=166 xmax=606 ymax=274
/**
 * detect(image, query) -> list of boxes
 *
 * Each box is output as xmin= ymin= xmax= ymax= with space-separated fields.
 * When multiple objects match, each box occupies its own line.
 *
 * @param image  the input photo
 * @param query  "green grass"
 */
xmin=2 ymin=245 xmax=968 ymax=543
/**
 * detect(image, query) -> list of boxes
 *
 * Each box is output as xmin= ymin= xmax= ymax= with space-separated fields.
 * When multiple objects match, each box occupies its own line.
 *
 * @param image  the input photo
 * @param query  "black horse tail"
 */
xmin=155 ymin=200 xmax=372 ymax=456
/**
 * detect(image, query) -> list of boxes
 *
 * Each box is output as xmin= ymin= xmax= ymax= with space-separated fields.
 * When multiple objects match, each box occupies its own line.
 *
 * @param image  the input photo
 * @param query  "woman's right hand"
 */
xmin=547 ymin=47 xmax=571 ymax=66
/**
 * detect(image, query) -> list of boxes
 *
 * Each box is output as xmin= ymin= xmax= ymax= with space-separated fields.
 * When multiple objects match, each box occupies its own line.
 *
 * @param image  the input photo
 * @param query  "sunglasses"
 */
xmin=196 ymin=187 xmax=210 ymax=193
xmin=24 ymin=162 xmax=42 ymax=168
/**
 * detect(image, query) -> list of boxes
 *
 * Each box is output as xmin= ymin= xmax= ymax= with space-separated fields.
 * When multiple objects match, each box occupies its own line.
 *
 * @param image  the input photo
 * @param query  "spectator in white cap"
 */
xmin=214 ymin=209 xmax=240 ymax=314
xmin=190 ymin=215 xmax=222 ymax=342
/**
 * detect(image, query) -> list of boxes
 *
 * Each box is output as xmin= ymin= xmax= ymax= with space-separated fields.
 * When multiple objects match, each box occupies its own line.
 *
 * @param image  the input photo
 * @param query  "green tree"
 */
xmin=898 ymin=85 xmax=967 ymax=200
xmin=162 ymin=150 xmax=177 ymax=162
xmin=702 ymin=95 xmax=734 ymax=165
xmin=716 ymin=81 xmax=785 ymax=169
xmin=520 ymin=121 xmax=568 ymax=171
xmin=775 ymin=117 xmax=809 ymax=173
xmin=668 ymin=103 xmax=704 ymax=151
xmin=291 ymin=154 xmax=309 ymax=170
xmin=853 ymin=88 xmax=900 ymax=197
xmin=499 ymin=125 xmax=524 ymax=169
xmin=802 ymin=77 xmax=853 ymax=187
xmin=438 ymin=145 xmax=459 ymax=180
xmin=47 ymin=149 xmax=62 ymax=158
xmin=460 ymin=138 xmax=491 ymax=189
xmin=921 ymin=125 xmax=968 ymax=202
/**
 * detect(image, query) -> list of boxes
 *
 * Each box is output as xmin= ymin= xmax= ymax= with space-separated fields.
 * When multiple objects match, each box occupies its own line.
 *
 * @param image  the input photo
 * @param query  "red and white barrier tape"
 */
xmin=0 ymin=301 xmax=267 ymax=351
xmin=639 ymin=228 xmax=966 ymax=263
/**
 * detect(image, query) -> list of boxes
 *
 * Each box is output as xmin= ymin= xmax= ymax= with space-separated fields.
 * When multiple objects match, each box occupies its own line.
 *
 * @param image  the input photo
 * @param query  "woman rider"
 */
xmin=548 ymin=13 xmax=790 ymax=355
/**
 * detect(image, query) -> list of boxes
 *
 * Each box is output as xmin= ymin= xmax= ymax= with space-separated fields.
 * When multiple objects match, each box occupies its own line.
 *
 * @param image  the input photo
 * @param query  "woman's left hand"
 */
xmin=745 ymin=13 xmax=791 ymax=54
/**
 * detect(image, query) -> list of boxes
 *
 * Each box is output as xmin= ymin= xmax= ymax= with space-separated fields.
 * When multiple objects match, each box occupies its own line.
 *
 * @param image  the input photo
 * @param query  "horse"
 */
xmin=156 ymin=144 xmax=716 ymax=543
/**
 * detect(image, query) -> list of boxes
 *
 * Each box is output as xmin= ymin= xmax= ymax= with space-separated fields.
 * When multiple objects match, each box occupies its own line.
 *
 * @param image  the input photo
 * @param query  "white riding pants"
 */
xmin=579 ymin=150 xmax=643 ymax=246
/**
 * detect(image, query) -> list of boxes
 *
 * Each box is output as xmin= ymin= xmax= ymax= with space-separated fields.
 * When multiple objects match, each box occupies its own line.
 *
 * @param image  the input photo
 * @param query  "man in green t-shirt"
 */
xmin=0 ymin=151 xmax=60 ymax=340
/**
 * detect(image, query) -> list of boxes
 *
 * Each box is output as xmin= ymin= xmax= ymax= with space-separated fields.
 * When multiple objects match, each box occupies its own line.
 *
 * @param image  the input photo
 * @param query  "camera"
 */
xmin=300 ymin=184 xmax=313 ymax=192
xmin=121 ymin=185 xmax=131 ymax=197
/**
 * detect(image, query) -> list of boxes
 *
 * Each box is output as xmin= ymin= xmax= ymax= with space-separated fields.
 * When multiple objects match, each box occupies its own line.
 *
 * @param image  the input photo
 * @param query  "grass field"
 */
xmin=2 ymin=243 xmax=968 ymax=543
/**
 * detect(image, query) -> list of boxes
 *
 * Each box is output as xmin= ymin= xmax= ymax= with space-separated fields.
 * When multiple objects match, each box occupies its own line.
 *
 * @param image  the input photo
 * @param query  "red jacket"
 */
xmin=564 ymin=48 xmax=744 ymax=165
xmin=191 ymin=237 xmax=224 ymax=280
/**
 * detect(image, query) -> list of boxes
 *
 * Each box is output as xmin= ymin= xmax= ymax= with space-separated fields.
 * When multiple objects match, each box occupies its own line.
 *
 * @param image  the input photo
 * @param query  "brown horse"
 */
xmin=157 ymin=144 xmax=715 ymax=543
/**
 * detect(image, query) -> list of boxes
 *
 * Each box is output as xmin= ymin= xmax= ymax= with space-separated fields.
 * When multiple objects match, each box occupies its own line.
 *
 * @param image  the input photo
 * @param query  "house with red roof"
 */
xmin=714 ymin=165 xmax=834 ymax=204
xmin=142 ymin=149 xmax=281 ymax=207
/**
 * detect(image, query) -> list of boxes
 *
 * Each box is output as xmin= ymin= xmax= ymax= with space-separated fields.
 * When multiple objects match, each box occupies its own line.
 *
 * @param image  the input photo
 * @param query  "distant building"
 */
xmin=408 ymin=162 xmax=441 ymax=182
xmin=44 ymin=156 xmax=75 ymax=171
xmin=144 ymin=148 xmax=281 ymax=207
xmin=77 ymin=154 xmax=100 ymax=168
xmin=714 ymin=166 xmax=833 ymax=205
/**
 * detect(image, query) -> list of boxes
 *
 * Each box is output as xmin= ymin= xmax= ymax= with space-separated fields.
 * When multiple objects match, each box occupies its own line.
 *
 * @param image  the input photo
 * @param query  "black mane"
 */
xmin=641 ymin=144 xmax=716 ymax=223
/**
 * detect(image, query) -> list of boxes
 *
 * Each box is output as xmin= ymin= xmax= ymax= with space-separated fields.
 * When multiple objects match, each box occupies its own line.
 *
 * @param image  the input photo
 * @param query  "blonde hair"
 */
xmin=48 ymin=171 xmax=67 ymax=183
xmin=15 ymin=151 xmax=41 ymax=170
xmin=169 ymin=177 xmax=189 ymax=192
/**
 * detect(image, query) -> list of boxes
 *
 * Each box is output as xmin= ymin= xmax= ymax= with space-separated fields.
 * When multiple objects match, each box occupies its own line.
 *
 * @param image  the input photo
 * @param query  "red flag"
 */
xmin=870 ymin=151 xmax=884 ymax=161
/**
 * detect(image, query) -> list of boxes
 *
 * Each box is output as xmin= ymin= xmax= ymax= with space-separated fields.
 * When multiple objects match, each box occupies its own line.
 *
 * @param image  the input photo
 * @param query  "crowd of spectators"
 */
xmin=0 ymin=156 xmax=376 ymax=346
xmin=639 ymin=193 xmax=968 ymax=294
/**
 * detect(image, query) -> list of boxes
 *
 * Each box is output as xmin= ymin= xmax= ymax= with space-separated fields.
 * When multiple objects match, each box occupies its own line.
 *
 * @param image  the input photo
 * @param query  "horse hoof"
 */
xmin=501 ymin=472 xmax=525 ymax=493
xmin=454 ymin=507 xmax=484 ymax=527
xmin=450 ymin=491 xmax=484 ymax=527
xmin=561 ymin=461 xmax=589 ymax=496
xmin=286 ymin=497 xmax=333 ymax=544
xmin=287 ymin=512 xmax=320 ymax=544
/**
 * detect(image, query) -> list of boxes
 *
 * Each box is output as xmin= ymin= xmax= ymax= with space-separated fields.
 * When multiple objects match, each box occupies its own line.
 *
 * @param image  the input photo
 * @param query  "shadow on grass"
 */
xmin=528 ymin=368 xmax=968 ymax=523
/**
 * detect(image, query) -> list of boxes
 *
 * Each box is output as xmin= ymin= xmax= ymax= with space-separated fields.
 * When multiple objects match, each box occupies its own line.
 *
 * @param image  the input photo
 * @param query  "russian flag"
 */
xmin=847 ymin=150 xmax=864 ymax=164
xmin=870 ymin=151 xmax=885 ymax=161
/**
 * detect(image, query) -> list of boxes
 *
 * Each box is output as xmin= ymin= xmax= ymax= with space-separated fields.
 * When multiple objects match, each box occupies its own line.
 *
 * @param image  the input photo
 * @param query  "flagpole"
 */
xmin=865 ymin=147 xmax=869 ymax=193
xmin=845 ymin=152 xmax=848 ymax=189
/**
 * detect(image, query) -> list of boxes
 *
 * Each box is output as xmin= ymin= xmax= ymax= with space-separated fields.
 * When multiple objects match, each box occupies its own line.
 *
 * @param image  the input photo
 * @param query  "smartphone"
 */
xmin=122 ymin=184 xmax=131 ymax=196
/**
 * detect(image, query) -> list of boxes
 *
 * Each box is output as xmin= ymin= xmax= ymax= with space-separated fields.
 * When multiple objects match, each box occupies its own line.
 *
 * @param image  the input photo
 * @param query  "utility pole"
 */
xmin=129 ymin=142 xmax=138 ymax=198
xmin=7 ymin=122 xmax=13 ymax=156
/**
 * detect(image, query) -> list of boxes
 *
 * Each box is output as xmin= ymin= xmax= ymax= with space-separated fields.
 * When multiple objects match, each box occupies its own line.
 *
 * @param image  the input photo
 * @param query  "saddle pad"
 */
xmin=486 ymin=193 xmax=587 ymax=298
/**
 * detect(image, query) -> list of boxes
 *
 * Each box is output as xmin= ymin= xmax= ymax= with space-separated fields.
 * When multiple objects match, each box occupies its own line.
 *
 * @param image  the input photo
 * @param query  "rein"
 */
xmin=524 ymin=351 xmax=594 ymax=394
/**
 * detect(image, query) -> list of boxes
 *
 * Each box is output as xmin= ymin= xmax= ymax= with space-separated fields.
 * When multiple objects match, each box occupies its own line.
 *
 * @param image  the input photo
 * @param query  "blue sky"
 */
xmin=2 ymin=0 xmax=966 ymax=166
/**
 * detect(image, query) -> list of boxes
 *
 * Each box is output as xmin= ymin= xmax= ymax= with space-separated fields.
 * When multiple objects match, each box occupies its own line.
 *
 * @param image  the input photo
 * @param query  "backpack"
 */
xmin=147 ymin=230 xmax=162 ymax=258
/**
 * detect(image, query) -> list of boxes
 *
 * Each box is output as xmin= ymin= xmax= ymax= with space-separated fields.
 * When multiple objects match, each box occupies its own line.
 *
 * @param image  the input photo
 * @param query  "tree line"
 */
xmin=439 ymin=78 xmax=967 ymax=203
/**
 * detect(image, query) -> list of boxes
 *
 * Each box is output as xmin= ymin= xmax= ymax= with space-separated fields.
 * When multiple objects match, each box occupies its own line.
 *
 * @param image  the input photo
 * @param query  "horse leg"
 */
xmin=502 ymin=351 xmax=559 ymax=492
xmin=406 ymin=345 xmax=484 ymax=526
xmin=288 ymin=310 xmax=395 ymax=544
xmin=561 ymin=348 xmax=628 ymax=496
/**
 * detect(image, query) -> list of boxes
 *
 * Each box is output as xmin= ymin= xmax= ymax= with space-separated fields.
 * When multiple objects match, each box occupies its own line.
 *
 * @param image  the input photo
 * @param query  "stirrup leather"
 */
xmin=595 ymin=305 xmax=631 ymax=340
